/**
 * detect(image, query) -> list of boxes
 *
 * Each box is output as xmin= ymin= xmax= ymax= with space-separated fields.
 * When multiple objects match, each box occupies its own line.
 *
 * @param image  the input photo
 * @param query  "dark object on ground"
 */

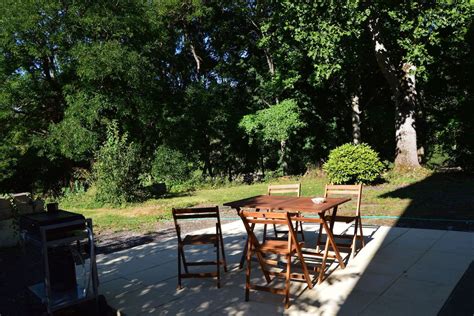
xmin=438 ymin=261 xmax=474 ymax=316
xmin=46 ymin=202 xmax=59 ymax=212
xmin=54 ymin=295 xmax=119 ymax=316
xmin=0 ymin=246 xmax=47 ymax=315
xmin=145 ymin=182 xmax=167 ymax=196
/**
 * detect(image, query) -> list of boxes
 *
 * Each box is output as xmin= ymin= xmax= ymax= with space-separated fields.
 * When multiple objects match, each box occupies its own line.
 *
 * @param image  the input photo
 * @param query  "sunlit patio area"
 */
xmin=93 ymin=219 xmax=473 ymax=315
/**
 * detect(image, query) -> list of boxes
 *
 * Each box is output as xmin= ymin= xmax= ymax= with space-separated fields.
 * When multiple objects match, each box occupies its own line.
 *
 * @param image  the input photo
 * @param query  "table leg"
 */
xmin=238 ymin=208 xmax=258 ymax=269
xmin=322 ymin=220 xmax=346 ymax=269
xmin=329 ymin=205 xmax=338 ymax=231
xmin=318 ymin=206 xmax=346 ymax=269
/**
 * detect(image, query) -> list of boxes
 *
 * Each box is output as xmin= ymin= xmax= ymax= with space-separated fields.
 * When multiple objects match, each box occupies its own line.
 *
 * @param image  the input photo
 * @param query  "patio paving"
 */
xmin=90 ymin=220 xmax=473 ymax=315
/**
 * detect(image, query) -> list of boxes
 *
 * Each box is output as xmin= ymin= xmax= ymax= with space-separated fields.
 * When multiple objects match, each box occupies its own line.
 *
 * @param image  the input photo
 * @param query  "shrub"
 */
xmin=150 ymin=146 xmax=194 ymax=189
xmin=323 ymin=143 xmax=384 ymax=184
xmin=93 ymin=122 xmax=144 ymax=204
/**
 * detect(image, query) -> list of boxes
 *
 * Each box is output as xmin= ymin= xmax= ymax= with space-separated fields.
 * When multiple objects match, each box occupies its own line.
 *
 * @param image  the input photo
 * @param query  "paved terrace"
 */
xmin=91 ymin=220 xmax=473 ymax=315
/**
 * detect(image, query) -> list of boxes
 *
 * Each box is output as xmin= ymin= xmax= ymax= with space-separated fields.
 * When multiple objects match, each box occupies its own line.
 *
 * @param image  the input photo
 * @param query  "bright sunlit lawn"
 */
xmin=61 ymin=170 xmax=474 ymax=234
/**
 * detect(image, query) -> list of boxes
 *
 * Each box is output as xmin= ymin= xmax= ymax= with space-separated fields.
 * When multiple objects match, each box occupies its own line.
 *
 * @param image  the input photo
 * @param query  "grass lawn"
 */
xmin=61 ymin=171 xmax=474 ymax=234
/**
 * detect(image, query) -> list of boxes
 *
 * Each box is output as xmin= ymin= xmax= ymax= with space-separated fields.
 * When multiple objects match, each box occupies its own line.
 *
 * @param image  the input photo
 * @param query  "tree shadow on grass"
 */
xmin=337 ymin=171 xmax=474 ymax=315
xmin=379 ymin=172 xmax=474 ymax=231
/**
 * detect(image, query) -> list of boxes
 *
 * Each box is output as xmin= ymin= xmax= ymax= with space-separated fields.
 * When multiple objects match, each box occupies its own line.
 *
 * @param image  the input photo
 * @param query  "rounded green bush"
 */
xmin=323 ymin=143 xmax=384 ymax=184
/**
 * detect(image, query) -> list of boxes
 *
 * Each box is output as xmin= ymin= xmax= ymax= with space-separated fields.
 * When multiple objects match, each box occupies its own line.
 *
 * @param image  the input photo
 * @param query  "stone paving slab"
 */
xmin=94 ymin=220 xmax=473 ymax=315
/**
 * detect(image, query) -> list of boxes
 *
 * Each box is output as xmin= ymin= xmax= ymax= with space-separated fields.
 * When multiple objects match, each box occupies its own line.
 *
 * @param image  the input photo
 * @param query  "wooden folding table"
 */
xmin=224 ymin=195 xmax=351 ymax=271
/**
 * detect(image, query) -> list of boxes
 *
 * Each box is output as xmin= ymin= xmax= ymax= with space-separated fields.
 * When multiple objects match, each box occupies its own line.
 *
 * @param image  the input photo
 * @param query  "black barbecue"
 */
xmin=20 ymin=209 xmax=99 ymax=314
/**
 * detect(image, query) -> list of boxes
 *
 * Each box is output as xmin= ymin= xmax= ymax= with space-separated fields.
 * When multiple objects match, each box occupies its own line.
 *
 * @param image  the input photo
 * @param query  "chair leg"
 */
xmin=240 ymin=221 xmax=257 ymax=269
xmin=359 ymin=216 xmax=365 ymax=247
xmin=245 ymin=239 xmax=252 ymax=302
xmin=351 ymin=219 xmax=358 ymax=259
xmin=240 ymin=238 xmax=248 ymax=269
xmin=177 ymin=245 xmax=183 ymax=289
xmin=273 ymin=224 xmax=278 ymax=239
xmin=316 ymin=223 xmax=323 ymax=252
xmin=180 ymin=246 xmax=189 ymax=274
xmin=318 ymin=238 xmax=330 ymax=284
xmin=285 ymin=254 xmax=291 ymax=309
xmin=263 ymin=223 xmax=268 ymax=241
xmin=299 ymin=220 xmax=305 ymax=242
xmin=216 ymin=240 xmax=221 ymax=288
xmin=218 ymin=227 xmax=228 ymax=272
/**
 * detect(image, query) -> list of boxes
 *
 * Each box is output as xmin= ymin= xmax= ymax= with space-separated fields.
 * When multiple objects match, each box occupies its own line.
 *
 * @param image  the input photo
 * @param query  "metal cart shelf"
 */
xmin=22 ymin=218 xmax=99 ymax=315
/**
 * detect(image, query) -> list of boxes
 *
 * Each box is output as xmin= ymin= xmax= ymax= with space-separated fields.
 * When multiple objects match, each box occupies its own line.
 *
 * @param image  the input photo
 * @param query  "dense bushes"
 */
xmin=323 ymin=143 xmax=385 ymax=184
xmin=150 ymin=146 xmax=194 ymax=189
xmin=93 ymin=122 xmax=144 ymax=204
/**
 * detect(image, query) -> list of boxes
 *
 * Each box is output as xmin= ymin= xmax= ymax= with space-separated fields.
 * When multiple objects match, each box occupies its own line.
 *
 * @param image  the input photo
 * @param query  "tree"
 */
xmin=240 ymin=99 xmax=305 ymax=174
xmin=0 ymin=1 xmax=473 ymax=194
xmin=367 ymin=1 xmax=472 ymax=168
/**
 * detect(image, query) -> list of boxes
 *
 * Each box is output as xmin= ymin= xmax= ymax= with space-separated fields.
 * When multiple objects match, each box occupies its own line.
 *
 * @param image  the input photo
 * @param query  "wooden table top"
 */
xmin=224 ymin=195 xmax=351 ymax=214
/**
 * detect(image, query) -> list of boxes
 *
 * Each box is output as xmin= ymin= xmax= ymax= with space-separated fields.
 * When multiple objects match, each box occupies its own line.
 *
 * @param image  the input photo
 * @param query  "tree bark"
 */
xmin=279 ymin=139 xmax=287 ymax=174
xmin=395 ymin=63 xmax=420 ymax=167
xmin=189 ymin=42 xmax=202 ymax=74
xmin=369 ymin=17 xmax=420 ymax=168
xmin=351 ymin=93 xmax=361 ymax=144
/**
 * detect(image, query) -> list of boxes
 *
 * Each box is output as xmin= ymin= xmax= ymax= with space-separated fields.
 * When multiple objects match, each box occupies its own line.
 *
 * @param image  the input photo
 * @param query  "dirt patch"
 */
xmin=94 ymin=207 xmax=238 ymax=254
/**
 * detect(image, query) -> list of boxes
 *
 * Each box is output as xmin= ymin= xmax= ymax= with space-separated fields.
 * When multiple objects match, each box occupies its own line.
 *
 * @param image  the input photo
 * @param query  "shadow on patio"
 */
xmin=336 ymin=172 xmax=474 ymax=315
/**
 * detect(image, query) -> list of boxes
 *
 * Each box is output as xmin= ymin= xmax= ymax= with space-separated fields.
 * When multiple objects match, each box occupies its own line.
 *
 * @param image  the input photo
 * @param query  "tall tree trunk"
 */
xmin=395 ymin=63 xmax=419 ymax=167
xmin=279 ymin=139 xmax=287 ymax=175
xmin=351 ymin=92 xmax=361 ymax=144
xmin=369 ymin=17 xmax=420 ymax=168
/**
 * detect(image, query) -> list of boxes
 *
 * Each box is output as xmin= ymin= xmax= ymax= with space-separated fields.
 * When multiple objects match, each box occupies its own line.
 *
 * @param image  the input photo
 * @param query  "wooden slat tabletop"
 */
xmin=224 ymin=195 xmax=350 ymax=214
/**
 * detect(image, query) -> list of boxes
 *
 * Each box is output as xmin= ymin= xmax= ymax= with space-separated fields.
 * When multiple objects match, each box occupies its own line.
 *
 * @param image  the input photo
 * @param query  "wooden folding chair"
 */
xmin=265 ymin=184 xmax=305 ymax=241
xmin=316 ymin=184 xmax=365 ymax=259
xmin=172 ymin=206 xmax=228 ymax=289
xmin=239 ymin=210 xmax=316 ymax=309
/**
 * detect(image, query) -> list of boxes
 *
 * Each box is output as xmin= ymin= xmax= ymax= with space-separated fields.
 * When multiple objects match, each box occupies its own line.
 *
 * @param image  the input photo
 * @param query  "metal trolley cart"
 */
xmin=20 ymin=210 xmax=99 ymax=315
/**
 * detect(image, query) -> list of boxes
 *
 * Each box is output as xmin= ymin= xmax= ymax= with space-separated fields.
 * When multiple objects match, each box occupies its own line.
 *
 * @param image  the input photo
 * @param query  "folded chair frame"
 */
xmin=173 ymin=207 xmax=228 ymax=289
xmin=239 ymin=210 xmax=337 ymax=308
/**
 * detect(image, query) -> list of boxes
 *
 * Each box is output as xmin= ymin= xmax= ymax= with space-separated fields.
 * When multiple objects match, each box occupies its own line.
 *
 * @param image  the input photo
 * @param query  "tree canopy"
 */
xmin=0 ymin=0 xmax=472 ymax=196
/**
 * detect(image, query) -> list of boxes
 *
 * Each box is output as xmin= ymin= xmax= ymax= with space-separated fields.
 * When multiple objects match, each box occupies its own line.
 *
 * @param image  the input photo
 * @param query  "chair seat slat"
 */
xmin=326 ymin=184 xmax=361 ymax=190
xmin=173 ymin=207 xmax=219 ymax=214
xmin=246 ymin=219 xmax=288 ymax=225
xmin=325 ymin=190 xmax=360 ymax=195
xmin=174 ymin=213 xmax=218 ymax=220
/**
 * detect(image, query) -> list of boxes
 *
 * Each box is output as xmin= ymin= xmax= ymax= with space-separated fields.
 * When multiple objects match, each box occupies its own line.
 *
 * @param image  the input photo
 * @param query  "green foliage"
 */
xmin=240 ymin=99 xmax=304 ymax=143
xmin=93 ymin=122 xmax=144 ymax=204
xmin=378 ymin=1 xmax=473 ymax=81
xmin=0 ymin=0 xmax=472 ymax=196
xmin=151 ymin=146 xmax=194 ymax=188
xmin=323 ymin=143 xmax=385 ymax=184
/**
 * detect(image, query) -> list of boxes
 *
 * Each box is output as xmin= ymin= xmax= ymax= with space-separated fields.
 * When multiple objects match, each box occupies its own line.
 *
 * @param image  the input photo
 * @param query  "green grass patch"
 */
xmin=60 ymin=171 xmax=474 ymax=234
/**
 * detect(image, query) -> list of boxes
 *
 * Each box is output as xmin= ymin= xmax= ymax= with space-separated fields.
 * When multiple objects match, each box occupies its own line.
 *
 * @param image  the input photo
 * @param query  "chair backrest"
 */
xmin=267 ymin=183 xmax=301 ymax=197
xmin=324 ymin=184 xmax=363 ymax=216
xmin=172 ymin=206 xmax=220 ymax=237
xmin=239 ymin=210 xmax=298 ymax=251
